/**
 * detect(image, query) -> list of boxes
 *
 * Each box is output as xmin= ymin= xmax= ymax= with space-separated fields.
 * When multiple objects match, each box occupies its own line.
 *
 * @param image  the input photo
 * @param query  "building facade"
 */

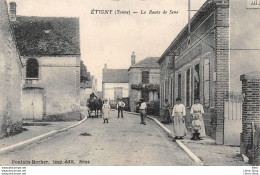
xmin=128 ymin=52 xmax=160 ymax=112
xmin=102 ymin=64 xmax=129 ymax=101
xmin=0 ymin=0 xmax=22 ymax=137
xmin=158 ymin=0 xmax=229 ymax=144
xmin=9 ymin=3 xmax=81 ymax=121
xmin=80 ymin=76 xmax=97 ymax=106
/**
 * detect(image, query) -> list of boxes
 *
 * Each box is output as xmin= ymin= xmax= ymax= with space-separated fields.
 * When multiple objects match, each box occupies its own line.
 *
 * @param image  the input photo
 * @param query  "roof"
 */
xmin=80 ymin=76 xmax=93 ymax=89
xmin=11 ymin=16 xmax=80 ymax=56
xmin=130 ymin=57 xmax=160 ymax=69
xmin=102 ymin=69 xmax=129 ymax=83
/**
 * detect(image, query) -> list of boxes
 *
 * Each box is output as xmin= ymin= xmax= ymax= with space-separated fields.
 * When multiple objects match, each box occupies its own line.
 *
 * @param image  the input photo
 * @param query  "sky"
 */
xmin=7 ymin=0 xmax=206 ymax=90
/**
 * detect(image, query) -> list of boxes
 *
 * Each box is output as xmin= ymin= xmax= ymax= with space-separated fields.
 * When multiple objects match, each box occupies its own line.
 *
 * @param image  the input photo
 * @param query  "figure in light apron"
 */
xmin=190 ymin=98 xmax=206 ymax=139
xmin=172 ymin=97 xmax=187 ymax=139
xmin=102 ymin=99 xmax=111 ymax=123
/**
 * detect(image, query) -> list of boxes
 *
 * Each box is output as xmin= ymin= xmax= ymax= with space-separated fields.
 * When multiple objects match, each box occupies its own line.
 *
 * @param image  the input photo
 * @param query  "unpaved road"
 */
xmin=1 ymin=111 xmax=195 ymax=166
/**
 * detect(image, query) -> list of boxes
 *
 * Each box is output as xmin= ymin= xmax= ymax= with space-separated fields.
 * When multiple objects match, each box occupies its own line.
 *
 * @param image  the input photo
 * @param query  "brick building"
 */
xmin=9 ymin=2 xmax=81 ymax=121
xmin=102 ymin=64 xmax=129 ymax=101
xmin=158 ymin=0 xmax=229 ymax=144
xmin=0 ymin=0 xmax=23 ymax=137
xmin=128 ymin=52 xmax=160 ymax=112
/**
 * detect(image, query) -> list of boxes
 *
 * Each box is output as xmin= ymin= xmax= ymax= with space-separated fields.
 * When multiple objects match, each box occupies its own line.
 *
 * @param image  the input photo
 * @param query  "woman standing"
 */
xmin=102 ymin=99 xmax=110 ymax=123
xmin=190 ymin=98 xmax=206 ymax=139
xmin=172 ymin=97 xmax=187 ymax=139
xmin=161 ymin=99 xmax=171 ymax=124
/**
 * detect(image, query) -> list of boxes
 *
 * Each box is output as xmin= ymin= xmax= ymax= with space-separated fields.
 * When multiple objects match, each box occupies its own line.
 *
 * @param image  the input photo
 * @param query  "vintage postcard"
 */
xmin=0 ymin=0 xmax=259 ymax=174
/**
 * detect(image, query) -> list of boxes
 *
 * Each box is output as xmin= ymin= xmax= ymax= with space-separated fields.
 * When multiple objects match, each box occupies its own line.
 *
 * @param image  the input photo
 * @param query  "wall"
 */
xmin=21 ymin=56 xmax=80 ymax=120
xmin=0 ymin=0 xmax=22 ymax=137
xmin=103 ymin=83 xmax=129 ymax=100
xmin=80 ymin=88 xmax=92 ymax=106
xmin=230 ymin=0 xmax=260 ymax=93
xmin=240 ymin=72 xmax=260 ymax=165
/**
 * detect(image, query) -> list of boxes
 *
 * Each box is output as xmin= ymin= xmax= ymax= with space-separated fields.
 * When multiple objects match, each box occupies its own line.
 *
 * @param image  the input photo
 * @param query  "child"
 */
xmin=191 ymin=113 xmax=202 ymax=140
xmin=102 ymin=99 xmax=110 ymax=123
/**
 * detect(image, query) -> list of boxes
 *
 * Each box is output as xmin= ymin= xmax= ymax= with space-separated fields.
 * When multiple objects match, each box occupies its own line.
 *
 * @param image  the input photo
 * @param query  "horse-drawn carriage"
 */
xmin=87 ymin=98 xmax=103 ymax=118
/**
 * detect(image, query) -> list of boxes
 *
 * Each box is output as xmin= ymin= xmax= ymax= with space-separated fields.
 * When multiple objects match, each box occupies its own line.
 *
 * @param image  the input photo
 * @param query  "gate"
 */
xmin=21 ymin=88 xmax=44 ymax=120
xmin=224 ymin=92 xmax=242 ymax=145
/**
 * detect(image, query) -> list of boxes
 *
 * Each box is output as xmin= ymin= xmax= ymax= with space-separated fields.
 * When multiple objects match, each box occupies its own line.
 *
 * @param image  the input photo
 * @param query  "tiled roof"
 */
xmin=11 ymin=16 xmax=80 ymax=56
xmin=130 ymin=57 xmax=160 ymax=69
xmin=102 ymin=69 xmax=129 ymax=83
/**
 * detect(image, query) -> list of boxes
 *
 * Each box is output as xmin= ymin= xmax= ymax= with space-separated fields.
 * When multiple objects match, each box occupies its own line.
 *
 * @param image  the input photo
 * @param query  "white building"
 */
xmin=102 ymin=64 xmax=129 ymax=101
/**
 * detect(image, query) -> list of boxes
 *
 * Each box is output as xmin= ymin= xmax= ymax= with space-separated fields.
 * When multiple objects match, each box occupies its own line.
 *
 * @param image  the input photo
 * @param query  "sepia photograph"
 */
xmin=0 ymin=0 xmax=259 ymax=174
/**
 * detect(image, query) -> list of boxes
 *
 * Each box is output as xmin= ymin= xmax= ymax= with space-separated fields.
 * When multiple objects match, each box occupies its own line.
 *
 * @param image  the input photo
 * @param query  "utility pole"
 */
xmin=188 ymin=0 xmax=191 ymax=35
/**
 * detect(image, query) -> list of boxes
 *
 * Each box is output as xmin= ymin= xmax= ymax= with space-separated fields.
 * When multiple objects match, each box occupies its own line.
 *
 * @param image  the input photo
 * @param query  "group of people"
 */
xmin=101 ymin=98 xmax=126 ymax=124
xmin=161 ymin=97 xmax=206 ymax=141
xmin=101 ymin=97 xmax=148 ymax=125
xmin=94 ymin=92 xmax=206 ymax=141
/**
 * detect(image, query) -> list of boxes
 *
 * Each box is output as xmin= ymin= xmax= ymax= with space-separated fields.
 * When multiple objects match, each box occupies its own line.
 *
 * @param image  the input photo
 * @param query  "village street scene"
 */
xmin=0 ymin=0 xmax=260 ymax=168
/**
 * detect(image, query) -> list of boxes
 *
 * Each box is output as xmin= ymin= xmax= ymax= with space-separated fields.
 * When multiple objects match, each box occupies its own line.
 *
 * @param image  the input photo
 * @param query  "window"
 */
xmin=26 ymin=58 xmax=39 ymax=78
xmin=186 ymin=69 xmax=191 ymax=106
xmin=142 ymin=71 xmax=149 ymax=84
xmin=194 ymin=64 xmax=200 ymax=100
xmin=178 ymin=73 xmax=182 ymax=99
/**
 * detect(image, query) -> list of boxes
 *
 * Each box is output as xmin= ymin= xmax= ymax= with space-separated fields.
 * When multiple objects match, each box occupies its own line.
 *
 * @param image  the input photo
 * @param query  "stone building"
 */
xmin=102 ymin=64 xmax=129 ymax=101
xmin=80 ymin=75 xmax=97 ymax=106
xmin=128 ymin=52 xmax=160 ymax=112
xmin=0 ymin=0 xmax=22 ymax=137
xmin=158 ymin=0 xmax=229 ymax=144
xmin=9 ymin=2 xmax=81 ymax=121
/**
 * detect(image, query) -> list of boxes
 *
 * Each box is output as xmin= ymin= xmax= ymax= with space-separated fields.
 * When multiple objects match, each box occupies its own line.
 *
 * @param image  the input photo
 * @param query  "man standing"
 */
xmin=137 ymin=98 xmax=147 ymax=125
xmin=117 ymin=98 xmax=125 ymax=118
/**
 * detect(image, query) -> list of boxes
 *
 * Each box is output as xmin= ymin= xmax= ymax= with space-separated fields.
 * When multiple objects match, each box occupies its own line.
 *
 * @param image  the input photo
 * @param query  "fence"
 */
xmin=224 ymin=92 xmax=243 ymax=145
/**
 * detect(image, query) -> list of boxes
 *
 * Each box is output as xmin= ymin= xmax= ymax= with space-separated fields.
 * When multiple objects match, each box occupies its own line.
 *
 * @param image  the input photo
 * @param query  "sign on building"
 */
xmin=247 ymin=0 xmax=260 ymax=8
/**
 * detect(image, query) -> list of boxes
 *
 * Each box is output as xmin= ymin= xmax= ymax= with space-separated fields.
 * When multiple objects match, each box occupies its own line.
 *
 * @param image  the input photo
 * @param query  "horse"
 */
xmin=87 ymin=98 xmax=103 ymax=118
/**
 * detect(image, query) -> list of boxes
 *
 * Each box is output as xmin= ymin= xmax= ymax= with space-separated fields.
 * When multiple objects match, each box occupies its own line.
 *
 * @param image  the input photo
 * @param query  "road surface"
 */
xmin=1 ymin=111 xmax=195 ymax=166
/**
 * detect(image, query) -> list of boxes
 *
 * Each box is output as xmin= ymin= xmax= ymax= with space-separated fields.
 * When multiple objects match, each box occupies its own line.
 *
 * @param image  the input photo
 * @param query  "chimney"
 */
xmin=9 ymin=2 xmax=17 ymax=22
xmin=131 ymin=51 xmax=136 ymax=66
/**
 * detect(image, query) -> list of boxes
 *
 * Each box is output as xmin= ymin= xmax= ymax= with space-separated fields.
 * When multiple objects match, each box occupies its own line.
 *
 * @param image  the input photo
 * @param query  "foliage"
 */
xmin=80 ymin=61 xmax=90 ymax=82
xmin=131 ymin=83 xmax=159 ymax=92
xmin=147 ymin=100 xmax=160 ymax=116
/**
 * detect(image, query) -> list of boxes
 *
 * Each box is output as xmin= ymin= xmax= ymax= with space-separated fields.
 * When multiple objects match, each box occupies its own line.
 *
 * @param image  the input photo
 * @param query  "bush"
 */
xmin=147 ymin=100 xmax=160 ymax=116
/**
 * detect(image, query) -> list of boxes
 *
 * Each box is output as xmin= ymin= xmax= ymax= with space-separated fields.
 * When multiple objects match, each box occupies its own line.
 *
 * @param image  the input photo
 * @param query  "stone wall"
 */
xmin=21 ymin=56 xmax=81 ymax=120
xmin=0 ymin=0 xmax=22 ymax=137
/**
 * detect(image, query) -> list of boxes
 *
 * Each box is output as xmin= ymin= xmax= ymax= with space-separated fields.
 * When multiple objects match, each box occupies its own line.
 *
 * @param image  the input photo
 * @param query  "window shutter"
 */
xmin=203 ymin=54 xmax=210 ymax=107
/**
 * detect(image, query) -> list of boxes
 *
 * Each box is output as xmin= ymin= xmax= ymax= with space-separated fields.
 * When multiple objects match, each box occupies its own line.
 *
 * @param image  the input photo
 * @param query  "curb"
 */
xmin=0 ymin=114 xmax=88 ymax=156
xmin=147 ymin=116 xmax=204 ymax=166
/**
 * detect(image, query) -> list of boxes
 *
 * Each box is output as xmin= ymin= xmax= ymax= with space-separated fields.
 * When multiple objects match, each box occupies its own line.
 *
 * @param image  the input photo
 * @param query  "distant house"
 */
xmin=102 ymin=64 xmax=129 ymax=101
xmin=80 ymin=76 xmax=97 ymax=106
xmin=0 ymin=1 xmax=22 ymax=137
xmin=128 ymin=52 xmax=160 ymax=112
xmin=9 ymin=2 xmax=81 ymax=121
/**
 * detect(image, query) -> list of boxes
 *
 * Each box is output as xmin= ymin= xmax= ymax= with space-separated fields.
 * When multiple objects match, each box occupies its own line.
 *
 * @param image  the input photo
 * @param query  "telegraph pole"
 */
xmin=188 ymin=0 xmax=191 ymax=35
